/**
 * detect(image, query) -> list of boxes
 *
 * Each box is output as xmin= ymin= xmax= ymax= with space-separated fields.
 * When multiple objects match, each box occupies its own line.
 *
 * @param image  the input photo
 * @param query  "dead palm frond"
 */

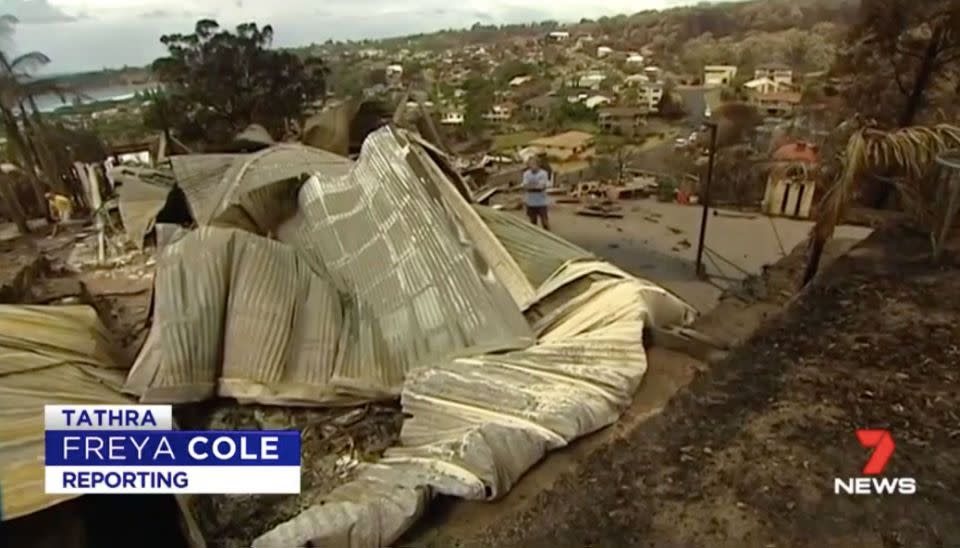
xmin=804 ymin=124 xmax=960 ymax=283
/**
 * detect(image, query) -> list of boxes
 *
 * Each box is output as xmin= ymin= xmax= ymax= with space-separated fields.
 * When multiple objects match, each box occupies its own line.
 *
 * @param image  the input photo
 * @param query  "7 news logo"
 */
xmin=834 ymin=429 xmax=917 ymax=495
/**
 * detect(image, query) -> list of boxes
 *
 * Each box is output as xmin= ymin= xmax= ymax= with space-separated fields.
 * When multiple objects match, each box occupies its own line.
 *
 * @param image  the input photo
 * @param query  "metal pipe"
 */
xmin=695 ymin=122 xmax=719 ymax=279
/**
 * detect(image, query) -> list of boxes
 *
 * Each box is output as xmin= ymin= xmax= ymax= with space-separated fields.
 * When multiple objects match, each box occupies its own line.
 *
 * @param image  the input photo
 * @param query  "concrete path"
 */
xmin=530 ymin=200 xmax=870 ymax=312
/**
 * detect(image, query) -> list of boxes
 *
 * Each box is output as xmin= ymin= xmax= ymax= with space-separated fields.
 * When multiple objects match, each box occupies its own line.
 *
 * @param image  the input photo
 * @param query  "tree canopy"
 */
xmin=146 ymin=19 xmax=328 ymax=147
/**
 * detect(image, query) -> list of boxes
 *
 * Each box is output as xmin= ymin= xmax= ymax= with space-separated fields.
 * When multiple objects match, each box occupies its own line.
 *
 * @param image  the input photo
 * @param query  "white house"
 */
xmin=440 ymin=111 xmax=464 ymax=125
xmin=576 ymin=72 xmax=605 ymax=90
xmin=743 ymin=76 xmax=782 ymax=95
xmin=585 ymin=95 xmax=613 ymax=109
xmin=644 ymin=66 xmax=662 ymax=81
xmin=509 ymin=75 xmax=533 ymax=87
xmin=637 ymin=82 xmax=664 ymax=112
xmin=597 ymin=46 xmax=613 ymax=58
xmin=386 ymin=64 xmax=404 ymax=87
xmin=482 ymin=104 xmax=513 ymax=122
xmin=703 ymin=65 xmax=738 ymax=86
xmin=624 ymin=73 xmax=651 ymax=86
xmin=626 ymin=53 xmax=645 ymax=64
xmin=547 ymin=31 xmax=570 ymax=42
xmin=754 ymin=65 xmax=794 ymax=86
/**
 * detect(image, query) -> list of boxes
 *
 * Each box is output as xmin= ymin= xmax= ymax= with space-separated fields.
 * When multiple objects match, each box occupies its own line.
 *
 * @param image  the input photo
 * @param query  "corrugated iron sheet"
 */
xmin=0 ymin=305 xmax=130 ymax=521
xmin=112 ymin=166 xmax=178 ymax=249
xmin=129 ymin=127 xmax=536 ymax=405
xmin=170 ymin=144 xmax=352 ymax=233
xmin=255 ymin=261 xmax=698 ymax=547
xmin=169 ymin=154 xmax=240 ymax=223
xmin=474 ymin=205 xmax=594 ymax=289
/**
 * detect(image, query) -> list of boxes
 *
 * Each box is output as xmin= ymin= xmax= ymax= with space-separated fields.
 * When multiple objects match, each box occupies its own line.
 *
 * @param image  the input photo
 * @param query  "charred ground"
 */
xmin=452 ymin=226 xmax=960 ymax=548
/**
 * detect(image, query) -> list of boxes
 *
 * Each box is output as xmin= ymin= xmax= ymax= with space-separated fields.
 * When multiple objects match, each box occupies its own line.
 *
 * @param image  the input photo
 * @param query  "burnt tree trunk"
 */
xmin=0 ymin=174 xmax=30 ymax=234
xmin=871 ymin=29 xmax=945 ymax=209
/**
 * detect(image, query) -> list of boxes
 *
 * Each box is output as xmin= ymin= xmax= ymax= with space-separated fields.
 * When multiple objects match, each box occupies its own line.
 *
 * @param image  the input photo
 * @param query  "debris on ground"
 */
xmin=576 ymin=200 xmax=625 ymax=218
xmin=0 ymin=125 xmax=697 ymax=547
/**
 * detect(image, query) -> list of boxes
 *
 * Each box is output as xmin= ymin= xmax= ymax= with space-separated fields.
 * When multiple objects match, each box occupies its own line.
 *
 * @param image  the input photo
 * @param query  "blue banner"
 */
xmin=45 ymin=430 xmax=301 ymax=466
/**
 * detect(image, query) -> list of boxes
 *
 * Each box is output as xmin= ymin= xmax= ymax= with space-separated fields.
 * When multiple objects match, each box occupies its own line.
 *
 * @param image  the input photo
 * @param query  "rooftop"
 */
xmin=754 ymin=91 xmax=803 ymax=104
xmin=530 ymin=131 xmax=595 ymax=149
xmin=598 ymin=106 xmax=649 ymax=117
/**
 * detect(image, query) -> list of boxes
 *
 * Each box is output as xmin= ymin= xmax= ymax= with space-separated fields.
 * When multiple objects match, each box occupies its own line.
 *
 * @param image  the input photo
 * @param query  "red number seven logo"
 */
xmin=856 ymin=429 xmax=895 ymax=475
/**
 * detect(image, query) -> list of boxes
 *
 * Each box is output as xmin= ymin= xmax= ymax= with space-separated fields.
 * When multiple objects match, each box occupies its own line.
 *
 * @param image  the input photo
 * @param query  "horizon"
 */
xmin=2 ymin=0 xmax=740 ymax=75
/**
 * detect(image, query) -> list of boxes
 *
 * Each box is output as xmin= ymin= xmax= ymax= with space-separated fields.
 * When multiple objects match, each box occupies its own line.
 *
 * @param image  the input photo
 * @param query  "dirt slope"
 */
xmin=452 ymin=226 xmax=960 ymax=548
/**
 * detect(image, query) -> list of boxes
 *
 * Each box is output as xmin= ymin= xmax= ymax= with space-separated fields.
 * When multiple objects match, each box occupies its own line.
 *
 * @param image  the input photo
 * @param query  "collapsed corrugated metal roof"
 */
xmin=113 ymin=167 xmax=177 ymax=249
xmin=254 ymin=261 xmax=696 ymax=547
xmin=128 ymin=127 xmax=536 ymax=405
xmin=119 ymin=124 xmax=698 ymax=545
xmin=474 ymin=205 xmax=594 ymax=289
xmin=0 ymin=305 xmax=131 ymax=521
xmin=168 ymin=143 xmax=351 ymax=232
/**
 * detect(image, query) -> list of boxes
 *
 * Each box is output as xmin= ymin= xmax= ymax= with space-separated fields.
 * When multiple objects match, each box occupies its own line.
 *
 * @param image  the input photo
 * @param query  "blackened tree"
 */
xmin=839 ymin=0 xmax=960 ymax=128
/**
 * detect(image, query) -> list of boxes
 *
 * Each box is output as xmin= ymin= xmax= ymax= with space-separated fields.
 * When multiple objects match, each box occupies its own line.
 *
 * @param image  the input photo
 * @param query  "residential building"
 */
xmin=743 ymin=77 xmax=782 ymax=95
xmin=483 ymin=103 xmax=514 ymax=122
xmin=440 ymin=111 xmax=464 ymax=125
xmin=509 ymin=75 xmax=533 ymax=87
xmin=585 ymin=95 xmax=613 ymax=109
xmin=597 ymin=46 xmax=613 ymax=58
xmin=547 ymin=31 xmax=570 ymax=42
xmin=523 ymin=94 xmax=558 ymax=121
xmin=643 ymin=66 xmax=662 ymax=81
xmin=772 ymin=141 xmax=818 ymax=164
xmin=529 ymin=131 xmax=596 ymax=161
xmin=750 ymin=91 xmax=803 ymax=118
xmin=386 ymin=64 xmax=404 ymax=87
xmin=598 ymin=107 xmax=648 ymax=136
xmin=754 ymin=64 xmax=794 ymax=86
xmin=637 ymin=82 xmax=664 ymax=112
xmin=574 ymin=72 xmax=605 ymax=90
xmin=624 ymin=73 xmax=651 ymax=86
xmin=626 ymin=53 xmax=645 ymax=65
xmin=703 ymin=65 xmax=738 ymax=86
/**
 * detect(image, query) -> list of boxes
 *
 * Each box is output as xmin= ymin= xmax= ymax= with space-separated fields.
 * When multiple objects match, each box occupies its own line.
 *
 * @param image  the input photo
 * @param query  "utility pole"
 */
xmin=695 ymin=121 xmax=719 ymax=279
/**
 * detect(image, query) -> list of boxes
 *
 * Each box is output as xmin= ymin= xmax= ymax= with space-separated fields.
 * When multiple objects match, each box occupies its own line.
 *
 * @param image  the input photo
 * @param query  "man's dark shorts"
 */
xmin=525 ymin=205 xmax=549 ymax=227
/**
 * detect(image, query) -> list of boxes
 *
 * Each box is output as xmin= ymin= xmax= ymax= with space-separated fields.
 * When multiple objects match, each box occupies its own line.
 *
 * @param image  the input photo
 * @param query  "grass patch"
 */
xmin=491 ymin=131 xmax=542 ymax=151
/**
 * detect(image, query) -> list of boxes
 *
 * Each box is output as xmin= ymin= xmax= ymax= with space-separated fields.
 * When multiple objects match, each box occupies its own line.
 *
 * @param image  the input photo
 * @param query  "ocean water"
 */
xmin=32 ymin=83 xmax=160 ymax=113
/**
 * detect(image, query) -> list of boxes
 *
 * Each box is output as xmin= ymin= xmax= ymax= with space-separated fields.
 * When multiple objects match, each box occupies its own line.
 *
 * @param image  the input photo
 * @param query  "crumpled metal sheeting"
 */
xmin=527 ymin=259 xmax=697 ymax=340
xmin=387 ymin=319 xmax=648 ymax=500
xmin=113 ymin=168 xmax=176 ymax=249
xmin=171 ymin=145 xmax=352 ymax=233
xmin=252 ymin=476 xmax=429 ymax=548
xmin=218 ymin=144 xmax=352 ymax=233
xmin=255 ymin=262 xmax=696 ymax=547
xmin=403 ymin=141 xmax=535 ymax=307
xmin=0 ymin=305 xmax=130 ymax=521
xmin=474 ymin=205 xmax=594 ymax=289
xmin=128 ymin=227 xmax=348 ymax=405
xmin=169 ymin=154 xmax=240 ymax=222
xmin=282 ymin=127 xmax=535 ymax=391
xmin=0 ymin=305 xmax=123 ymax=375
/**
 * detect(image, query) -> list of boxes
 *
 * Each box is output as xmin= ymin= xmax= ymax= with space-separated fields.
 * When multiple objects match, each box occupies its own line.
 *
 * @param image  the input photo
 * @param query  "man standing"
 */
xmin=522 ymin=155 xmax=550 ymax=230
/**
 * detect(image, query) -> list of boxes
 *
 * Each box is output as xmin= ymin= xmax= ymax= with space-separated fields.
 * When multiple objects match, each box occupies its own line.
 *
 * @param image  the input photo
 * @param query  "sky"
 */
xmin=0 ymin=0 xmax=720 ymax=74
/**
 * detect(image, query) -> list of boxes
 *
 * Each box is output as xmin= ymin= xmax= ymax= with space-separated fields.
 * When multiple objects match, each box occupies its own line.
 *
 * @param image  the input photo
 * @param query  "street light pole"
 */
xmin=695 ymin=121 xmax=719 ymax=279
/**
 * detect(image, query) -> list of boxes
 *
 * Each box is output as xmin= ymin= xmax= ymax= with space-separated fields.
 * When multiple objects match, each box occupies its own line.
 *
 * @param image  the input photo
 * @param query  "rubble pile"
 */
xmin=0 ymin=126 xmax=696 ymax=547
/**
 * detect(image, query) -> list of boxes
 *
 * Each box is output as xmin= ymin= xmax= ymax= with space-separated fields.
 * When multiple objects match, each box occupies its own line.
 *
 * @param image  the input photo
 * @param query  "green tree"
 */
xmin=146 ymin=19 xmax=328 ymax=148
xmin=463 ymin=76 xmax=493 ymax=133
xmin=494 ymin=59 xmax=534 ymax=85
